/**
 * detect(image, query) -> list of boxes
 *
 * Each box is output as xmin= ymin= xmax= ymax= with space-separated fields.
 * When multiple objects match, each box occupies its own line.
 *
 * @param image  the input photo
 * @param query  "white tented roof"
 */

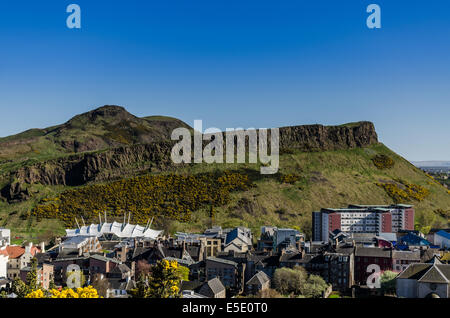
xmin=65 ymin=222 xmax=163 ymax=239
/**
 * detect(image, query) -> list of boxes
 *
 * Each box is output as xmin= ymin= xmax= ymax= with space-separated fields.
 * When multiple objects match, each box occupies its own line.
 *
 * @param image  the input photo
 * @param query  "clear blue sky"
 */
xmin=0 ymin=0 xmax=449 ymax=161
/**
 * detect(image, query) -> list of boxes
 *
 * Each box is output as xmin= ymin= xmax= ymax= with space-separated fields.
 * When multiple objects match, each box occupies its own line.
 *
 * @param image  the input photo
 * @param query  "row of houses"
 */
xmin=1 ymin=207 xmax=449 ymax=298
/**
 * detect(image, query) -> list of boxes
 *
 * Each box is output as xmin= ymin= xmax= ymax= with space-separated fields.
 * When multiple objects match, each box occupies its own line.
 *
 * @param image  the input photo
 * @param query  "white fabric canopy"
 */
xmin=66 ymin=222 xmax=163 ymax=239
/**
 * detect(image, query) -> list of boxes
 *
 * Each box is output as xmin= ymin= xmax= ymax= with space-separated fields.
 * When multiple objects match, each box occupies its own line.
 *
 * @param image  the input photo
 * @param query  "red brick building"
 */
xmin=354 ymin=247 xmax=392 ymax=285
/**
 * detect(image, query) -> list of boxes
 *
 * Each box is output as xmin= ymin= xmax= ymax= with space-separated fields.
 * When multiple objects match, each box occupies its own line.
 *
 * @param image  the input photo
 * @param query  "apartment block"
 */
xmin=312 ymin=204 xmax=414 ymax=241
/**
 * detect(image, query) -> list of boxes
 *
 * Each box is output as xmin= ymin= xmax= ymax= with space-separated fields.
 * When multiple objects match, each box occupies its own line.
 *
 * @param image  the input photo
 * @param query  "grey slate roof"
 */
xmin=246 ymin=271 xmax=270 ymax=286
xmin=397 ymin=263 xmax=450 ymax=284
xmin=90 ymin=254 xmax=121 ymax=264
xmin=355 ymin=247 xmax=391 ymax=258
xmin=111 ymin=263 xmax=131 ymax=274
xmin=397 ymin=263 xmax=432 ymax=280
xmin=392 ymin=250 xmax=421 ymax=261
xmin=418 ymin=265 xmax=450 ymax=283
xmin=204 ymin=277 xmax=226 ymax=295
xmin=206 ymin=256 xmax=238 ymax=267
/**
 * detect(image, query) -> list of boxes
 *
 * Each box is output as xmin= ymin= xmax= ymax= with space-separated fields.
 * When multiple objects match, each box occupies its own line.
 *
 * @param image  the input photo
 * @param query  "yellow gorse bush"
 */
xmin=279 ymin=174 xmax=301 ymax=184
xmin=371 ymin=154 xmax=395 ymax=169
xmin=32 ymin=171 xmax=253 ymax=226
xmin=376 ymin=179 xmax=430 ymax=203
xmin=25 ymin=286 xmax=100 ymax=298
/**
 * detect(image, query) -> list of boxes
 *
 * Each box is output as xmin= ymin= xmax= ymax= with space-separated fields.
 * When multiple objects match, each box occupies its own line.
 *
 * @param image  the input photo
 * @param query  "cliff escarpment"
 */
xmin=0 ymin=119 xmax=378 ymax=202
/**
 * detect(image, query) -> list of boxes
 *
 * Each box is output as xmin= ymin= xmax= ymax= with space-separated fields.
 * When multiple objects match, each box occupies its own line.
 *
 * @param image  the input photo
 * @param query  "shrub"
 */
xmin=301 ymin=275 xmax=329 ymax=298
xmin=372 ymin=154 xmax=395 ymax=169
xmin=256 ymin=288 xmax=282 ymax=298
xmin=380 ymin=271 xmax=397 ymax=295
xmin=31 ymin=171 xmax=253 ymax=227
xmin=273 ymin=266 xmax=307 ymax=295
xmin=376 ymin=179 xmax=429 ymax=203
xmin=279 ymin=174 xmax=301 ymax=184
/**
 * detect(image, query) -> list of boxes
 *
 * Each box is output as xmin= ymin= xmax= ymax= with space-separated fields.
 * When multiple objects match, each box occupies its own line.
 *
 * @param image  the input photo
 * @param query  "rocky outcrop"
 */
xmin=278 ymin=121 xmax=378 ymax=151
xmin=10 ymin=142 xmax=174 ymax=188
xmin=0 ymin=121 xmax=378 ymax=202
xmin=0 ymin=181 xmax=31 ymax=203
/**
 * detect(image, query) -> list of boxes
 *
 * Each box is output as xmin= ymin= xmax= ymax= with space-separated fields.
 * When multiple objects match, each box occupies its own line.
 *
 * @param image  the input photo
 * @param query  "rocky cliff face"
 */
xmin=15 ymin=142 xmax=174 ymax=186
xmin=278 ymin=121 xmax=378 ymax=151
xmin=0 ymin=121 xmax=378 ymax=202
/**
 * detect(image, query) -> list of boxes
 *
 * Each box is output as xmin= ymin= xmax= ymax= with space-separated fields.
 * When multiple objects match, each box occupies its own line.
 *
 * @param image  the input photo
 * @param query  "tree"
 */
xmin=49 ymin=278 xmax=57 ymax=290
xmin=147 ymin=260 xmax=184 ymax=298
xmin=380 ymin=271 xmax=397 ymax=295
xmin=26 ymin=257 xmax=38 ymax=291
xmin=136 ymin=259 xmax=151 ymax=277
xmin=91 ymin=274 xmax=110 ymax=298
xmin=273 ymin=266 xmax=307 ymax=295
xmin=131 ymin=260 xmax=186 ymax=298
xmin=301 ymin=274 xmax=329 ymax=298
xmin=11 ymin=277 xmax=29 ymax=298
xmin=130 ymin=273 xmax=151 ymax=298
xmin=256 ymin=288 xmax=282 ymax=298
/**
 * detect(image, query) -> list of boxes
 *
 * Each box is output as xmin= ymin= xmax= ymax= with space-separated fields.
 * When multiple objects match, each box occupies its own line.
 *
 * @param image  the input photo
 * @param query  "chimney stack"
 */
xmin=25 ymin=242 xmax=33 ymax=254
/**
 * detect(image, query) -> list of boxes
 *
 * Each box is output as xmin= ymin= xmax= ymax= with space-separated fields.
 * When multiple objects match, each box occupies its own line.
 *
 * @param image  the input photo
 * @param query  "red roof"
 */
xmin=0 ymin=245 xmax=40 ymax=259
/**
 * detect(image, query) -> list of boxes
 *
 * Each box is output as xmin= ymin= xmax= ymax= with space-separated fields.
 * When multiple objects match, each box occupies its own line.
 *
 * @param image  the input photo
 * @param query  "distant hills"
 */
xmin=412 ymin=161 xmax=450 ymax=168
xmin=0 ymin=105 xmax=449 ymax=243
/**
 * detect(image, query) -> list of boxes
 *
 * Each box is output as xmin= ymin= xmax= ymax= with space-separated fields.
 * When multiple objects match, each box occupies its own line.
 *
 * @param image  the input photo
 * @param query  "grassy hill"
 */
xmin=0 ymin=107 xmax=448 ymax=244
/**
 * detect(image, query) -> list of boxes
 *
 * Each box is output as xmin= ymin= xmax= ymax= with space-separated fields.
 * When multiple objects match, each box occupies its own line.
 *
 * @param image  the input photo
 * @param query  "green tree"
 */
xmin=273 ymin=266 xmax=307 ymax=295
xmin=26 ymin=258 xmax=38 ymax=291
xmin=130 ymin=273 xmax=151 ymax=298
xmin=11 ymin=277 xmax=29 ymax=298
xmin=178 ymin=265 xmax=190 ymax=282
xmin=147 ymin=260 xmax=184 ymax=298
xmin=302 ymin=274 xmax=329 ymax=298
xmin=49 ymin=278 xmax=57 ymax=290
xmin=380 ymin=271 xmax=397 ymax=295
xmin=91 ymin=273 xmax=110 ymax=298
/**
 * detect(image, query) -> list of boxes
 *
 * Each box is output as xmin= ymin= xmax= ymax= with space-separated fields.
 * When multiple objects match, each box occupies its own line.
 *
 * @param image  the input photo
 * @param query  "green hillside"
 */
xmin=1 ymin=141 xmax=449 ymax=244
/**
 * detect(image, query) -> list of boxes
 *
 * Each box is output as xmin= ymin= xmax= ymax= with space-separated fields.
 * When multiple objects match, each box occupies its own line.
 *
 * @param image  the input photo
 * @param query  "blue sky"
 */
xmin=0 ymin=0 xmax=449 ymax=161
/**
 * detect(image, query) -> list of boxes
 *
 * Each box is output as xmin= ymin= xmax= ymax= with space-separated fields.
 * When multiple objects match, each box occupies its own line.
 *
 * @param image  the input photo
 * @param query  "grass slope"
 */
xmin=0 ymin=142 xmax=448 ymax=243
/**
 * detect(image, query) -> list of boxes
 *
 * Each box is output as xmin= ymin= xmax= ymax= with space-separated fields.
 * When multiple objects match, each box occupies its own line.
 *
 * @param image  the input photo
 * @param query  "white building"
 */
xmin=0 ymin=228 xmax=11 ymax=246
xmin=312 ymin=204 xmax=415 ymax=241
xmin=397 ymin=263 xmax=450 ymax=298
xmin=434 ymin=231 xmax=450 ymax=249
xmin=0 ymin=250 xmax=8 ymax=278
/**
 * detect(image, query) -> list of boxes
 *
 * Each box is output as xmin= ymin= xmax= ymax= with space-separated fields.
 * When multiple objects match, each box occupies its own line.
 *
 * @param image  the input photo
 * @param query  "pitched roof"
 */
xmin=0 ymin=245 xmax=39 ymax=259
xmin=90 ymin=254 xmax=121 ymax=264
xmin=418 ymin=265 xmax=450 ymax=283
xmin=396 ymin=263 xmax=432 ymax=280
xmin=355 ymin=247 xmax=391 ymax=258
xmin=399 ymin=233 xmax=431 ymax=246
xmin=0 ymin=246 xmax=24 ymax=258
xmin=205 ymin=277 xmax=225 ymax=295
xmin=279 ymin=251 xmax=303 ymax=262
xmin=426 ymin=255 xmax=443 ymax=264
xmin=392 ymin=250 xmax=421 ymax=261
xmin=225 ymin=227 xmax=252 ymax=246
xmin=436 ymin=230 xmax=450 ymax=240
xmin=206 ymin=257 xmax=238 ymax=267
xmin=246 ymin=271 xmax=270 ymax=286
xmin=111 ymin=263 xmax=131 ymax=274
